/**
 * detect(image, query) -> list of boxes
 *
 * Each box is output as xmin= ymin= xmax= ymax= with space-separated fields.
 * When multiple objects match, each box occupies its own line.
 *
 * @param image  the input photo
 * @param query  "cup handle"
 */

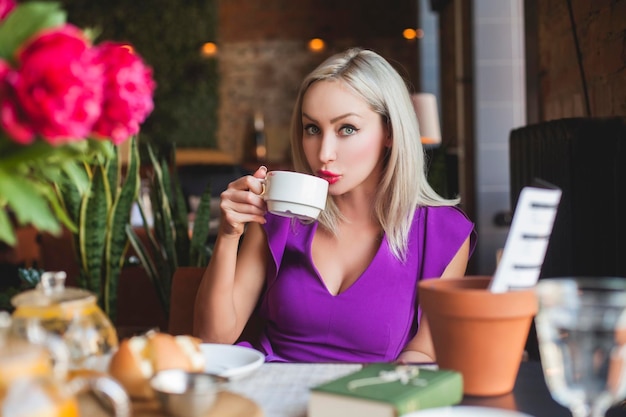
xmin=259 ymin=178 xmax=267 ymax=197
xmin=68 ymin=375 xmax=131 ymax=417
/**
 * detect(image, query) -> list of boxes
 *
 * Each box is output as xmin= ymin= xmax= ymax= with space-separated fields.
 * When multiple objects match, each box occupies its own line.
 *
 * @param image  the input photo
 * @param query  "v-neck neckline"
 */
xmin=306 ymin=222 xmax=387 ymax=297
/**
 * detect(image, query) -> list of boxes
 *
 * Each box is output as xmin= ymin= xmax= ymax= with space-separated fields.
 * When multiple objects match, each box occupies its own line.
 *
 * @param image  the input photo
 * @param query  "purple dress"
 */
xmin=239 ymin=206 xmax=476 ymax=363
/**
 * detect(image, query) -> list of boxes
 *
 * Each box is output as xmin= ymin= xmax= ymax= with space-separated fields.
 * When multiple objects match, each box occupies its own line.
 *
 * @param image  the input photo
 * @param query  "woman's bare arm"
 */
xmin=193 ymin=167 xmax=269 ymax=343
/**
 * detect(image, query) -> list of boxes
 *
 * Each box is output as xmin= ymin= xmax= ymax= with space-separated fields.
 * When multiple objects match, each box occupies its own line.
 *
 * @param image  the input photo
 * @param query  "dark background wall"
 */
xmin=216 ymin=0 xmax=419 ymax=164
xmin=432 ymin=0 xmax=625 ymax=276
xmin=532 ymin=0 xmax=625 ymax=120
xmin=61 ymin=0 xmax=419 ymax=164
xmin=54 ymin=0 xmax=625 ymax=163
xmin=62 ymin=0 xmax=220 ymax=151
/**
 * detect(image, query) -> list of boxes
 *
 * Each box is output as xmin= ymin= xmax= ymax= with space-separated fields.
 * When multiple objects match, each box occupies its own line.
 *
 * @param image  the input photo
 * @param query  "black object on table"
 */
xmin=460 ymin=361 xmax=626 ymax=417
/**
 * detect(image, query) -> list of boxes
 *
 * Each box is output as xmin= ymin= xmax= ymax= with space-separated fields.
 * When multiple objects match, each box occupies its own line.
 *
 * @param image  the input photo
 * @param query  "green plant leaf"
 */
xmin=61 ymin=160 xmax=90 ymax=196
xmin=190 ymin=185 xmax=212 ymax=267
xmin=159 ymin=158 xmax=177 ymax=272
xmin=106 ymin=146 xmax=119 ymax=203
xmin=0 ymin=205 xmax=16 ymax=246
xmin=0 ymin=140 xmax=56 ymax=168
xmin=36 ymin=180 xmax=77 ymax=233
xmin=58 ymin=167 xmax=85 ymax=280
xmin=120 ymin=143 xmax=215 ymax=319
xmin=125 ymin=224 xmax=168 ymax=316
xmin=170 ymin=158 xmax=190 ymax=266
xmin=0 ymin=170 xmax=62 ymax=235
xmin=58 ymin=166 xmax=84 ymax=225
xmin=141 ymin=195 xmax=174 ymax=266
xmin=85 ymin=139 xmax=115 ymax=161
xmin=80 ymin=163 xmax=109 ymax=297
xmin=0 ymin=2 xmax=67 ymax=61
xmin=147 ymin=145 xmax=176 ymax=274
xmin=103 ymin=137 xmax=139 ymax=321
xmin=132 ymin=195 xmax=174 ymax=317
xmin=136 ymin=198 xmax=163 ymax=269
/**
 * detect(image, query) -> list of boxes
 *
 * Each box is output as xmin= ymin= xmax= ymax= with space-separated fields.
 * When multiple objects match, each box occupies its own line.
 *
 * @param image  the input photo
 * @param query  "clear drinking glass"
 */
xmin=535 ymin=277 xmax=626 ymax=417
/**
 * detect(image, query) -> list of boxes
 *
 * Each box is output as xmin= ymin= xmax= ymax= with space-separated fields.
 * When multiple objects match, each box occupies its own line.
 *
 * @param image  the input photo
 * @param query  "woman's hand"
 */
xmin=218 ymin=166 xmax=268 ymax=237
xmin=396 ymin=349 xmax=435 ymax=364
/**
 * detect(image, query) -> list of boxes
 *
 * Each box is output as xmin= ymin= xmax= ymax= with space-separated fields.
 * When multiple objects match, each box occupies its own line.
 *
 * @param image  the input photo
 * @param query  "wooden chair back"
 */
xmin=169 ymin=267 xmax=204 ymax=335
xmin=169 ymin=266 xmax=265 ymax=343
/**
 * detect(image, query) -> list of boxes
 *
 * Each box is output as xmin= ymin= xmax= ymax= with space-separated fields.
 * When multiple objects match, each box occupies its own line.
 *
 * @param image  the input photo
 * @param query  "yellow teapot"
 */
xmin=0 ymin=312 xmax=130 ymax=417
xmin=10 ymin=271 xmax=118 ymax=370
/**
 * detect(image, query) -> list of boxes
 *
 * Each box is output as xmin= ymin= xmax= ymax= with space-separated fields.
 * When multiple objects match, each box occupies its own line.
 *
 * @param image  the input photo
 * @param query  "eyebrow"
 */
xmin=302 ymin=112 xmax=360 ymax=124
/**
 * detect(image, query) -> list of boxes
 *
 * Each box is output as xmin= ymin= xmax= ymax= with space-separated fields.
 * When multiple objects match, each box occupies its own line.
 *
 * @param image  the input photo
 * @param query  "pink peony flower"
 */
xmin=0 ymin=59 xmax=11 ymax=91
xmin=0 ymin=61 xmax=33 ymax=144
xmin=92 ymin=42 xmax=155 ymax=144
xmin=0 ymin=0 xmax=15 ymax=21
xmin=1 ymin=25 xmax=103 ymax=145
xmin=0 ymin=59 xmax=34 ymax=144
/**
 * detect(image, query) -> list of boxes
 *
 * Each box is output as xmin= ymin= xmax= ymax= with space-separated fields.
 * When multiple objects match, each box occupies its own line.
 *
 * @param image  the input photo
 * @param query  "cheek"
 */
xmin=348 ymin=136 xmax=386 ymax=164
xmin=302 ymin=139 xmax=319 ymax=165
xmin=353 ymin=142 xmax=379 ymax=158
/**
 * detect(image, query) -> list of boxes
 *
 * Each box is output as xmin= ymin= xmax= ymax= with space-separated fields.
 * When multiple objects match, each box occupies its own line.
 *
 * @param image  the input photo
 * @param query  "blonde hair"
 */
xmin=290 ymin=48 xmax=459 ymax=261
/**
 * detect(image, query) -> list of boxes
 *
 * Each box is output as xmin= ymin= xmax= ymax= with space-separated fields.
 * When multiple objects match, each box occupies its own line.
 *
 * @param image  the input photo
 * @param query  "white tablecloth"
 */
xmin=225 ymin=363 xmax=363 ymax=417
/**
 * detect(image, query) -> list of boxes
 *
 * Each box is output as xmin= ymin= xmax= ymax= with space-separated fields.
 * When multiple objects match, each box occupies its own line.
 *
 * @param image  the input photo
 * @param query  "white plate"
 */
xmin=200 ymin=343 xmax=265 ymax=379
xmin=403 ymin=406 xmax=534 ymax=417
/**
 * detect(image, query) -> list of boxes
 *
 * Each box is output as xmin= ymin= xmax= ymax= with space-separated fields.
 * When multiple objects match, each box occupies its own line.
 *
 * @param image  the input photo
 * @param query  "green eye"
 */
xmin=340 ymin=125 xmax=358 ymax=136
xmin=304 ymin=124 xmax=320 ymax=135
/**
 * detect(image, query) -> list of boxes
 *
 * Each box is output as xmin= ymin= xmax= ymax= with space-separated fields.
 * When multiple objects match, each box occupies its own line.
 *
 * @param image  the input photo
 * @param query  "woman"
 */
xmin=194 ymin=48 xmax=476 ymax=363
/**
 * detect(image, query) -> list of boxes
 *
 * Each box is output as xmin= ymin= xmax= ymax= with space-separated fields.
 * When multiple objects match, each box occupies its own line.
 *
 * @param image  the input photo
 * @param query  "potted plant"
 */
xmin=0 ymin=0 xmax=155 ymax=321
xmin=59 ymin=137 xmax=141 ymax=322
xmin=126 ymin=144 xmax=212 ymax=319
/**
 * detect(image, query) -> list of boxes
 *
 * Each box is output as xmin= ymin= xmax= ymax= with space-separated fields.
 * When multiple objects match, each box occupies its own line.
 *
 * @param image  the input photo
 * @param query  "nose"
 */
xmin=318 ymin=133 xmax=337 ymax=164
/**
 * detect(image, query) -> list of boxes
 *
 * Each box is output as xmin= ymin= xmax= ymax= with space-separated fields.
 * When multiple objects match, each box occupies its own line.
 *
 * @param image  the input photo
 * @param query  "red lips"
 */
xmin=317 ymin=170 xmax=340 ymax=184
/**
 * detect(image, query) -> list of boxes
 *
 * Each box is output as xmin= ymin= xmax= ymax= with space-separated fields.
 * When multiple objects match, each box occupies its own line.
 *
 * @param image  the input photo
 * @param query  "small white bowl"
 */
xmin=150 ymin=370 xmax=220 ymax=417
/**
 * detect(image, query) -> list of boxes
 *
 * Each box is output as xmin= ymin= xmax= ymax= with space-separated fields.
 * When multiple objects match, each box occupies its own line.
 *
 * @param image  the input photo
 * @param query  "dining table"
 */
xmin=79 ymin=360 xmax=626 ymax=417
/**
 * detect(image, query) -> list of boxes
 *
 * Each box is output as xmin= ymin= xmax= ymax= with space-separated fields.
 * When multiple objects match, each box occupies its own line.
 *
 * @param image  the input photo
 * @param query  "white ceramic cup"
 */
xmin=263 ymin=171 xmax=328 ymax=221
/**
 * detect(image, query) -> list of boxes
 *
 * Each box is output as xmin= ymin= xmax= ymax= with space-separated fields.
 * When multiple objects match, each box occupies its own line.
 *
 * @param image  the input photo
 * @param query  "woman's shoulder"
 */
xmin=415 ymin=205 xmax=473 ymax=226
xmin=414 ymin=205 xmax=476 ymax=253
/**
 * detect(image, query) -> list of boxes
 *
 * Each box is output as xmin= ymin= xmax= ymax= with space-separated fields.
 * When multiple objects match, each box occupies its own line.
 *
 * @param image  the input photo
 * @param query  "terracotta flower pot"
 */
xmin=419 ymin=276 xmax=537 ymax=396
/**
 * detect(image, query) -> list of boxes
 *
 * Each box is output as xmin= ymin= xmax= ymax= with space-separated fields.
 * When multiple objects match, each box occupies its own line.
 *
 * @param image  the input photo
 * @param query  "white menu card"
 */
xmin=489 ymin=185 xmax=562 ymax=293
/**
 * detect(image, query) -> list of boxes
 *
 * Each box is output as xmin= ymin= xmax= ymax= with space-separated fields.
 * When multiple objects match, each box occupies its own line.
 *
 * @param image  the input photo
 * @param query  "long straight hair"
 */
xmin=290 ymin=48 xmax=459 ymax=261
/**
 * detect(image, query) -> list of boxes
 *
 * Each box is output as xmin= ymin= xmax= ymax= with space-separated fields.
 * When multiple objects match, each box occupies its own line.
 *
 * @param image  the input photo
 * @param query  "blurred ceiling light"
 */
xmin=308 ymin=38 xmax=325 ymax=52
xmin=403 ymin=28 xmax=425 ymax=40
xmin=403 ymin=28 xmax=417 ymax=40
xmin=201 ymin=42 xmax=218 ymax=57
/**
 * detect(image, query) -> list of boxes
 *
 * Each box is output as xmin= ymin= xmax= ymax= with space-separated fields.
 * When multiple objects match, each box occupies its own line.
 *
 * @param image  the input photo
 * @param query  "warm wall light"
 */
xmin=411 ymin=93 xmax=442 ymax=146
xmin=308 ymin=38 xmax=325 ymax=52
xmin=403 ymin=28 xmax=425 ymax=40
xmin=403 ymin=28 xmax=417 ymax=40
xmin=201 ymin=42 xmax=218 ymax=57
